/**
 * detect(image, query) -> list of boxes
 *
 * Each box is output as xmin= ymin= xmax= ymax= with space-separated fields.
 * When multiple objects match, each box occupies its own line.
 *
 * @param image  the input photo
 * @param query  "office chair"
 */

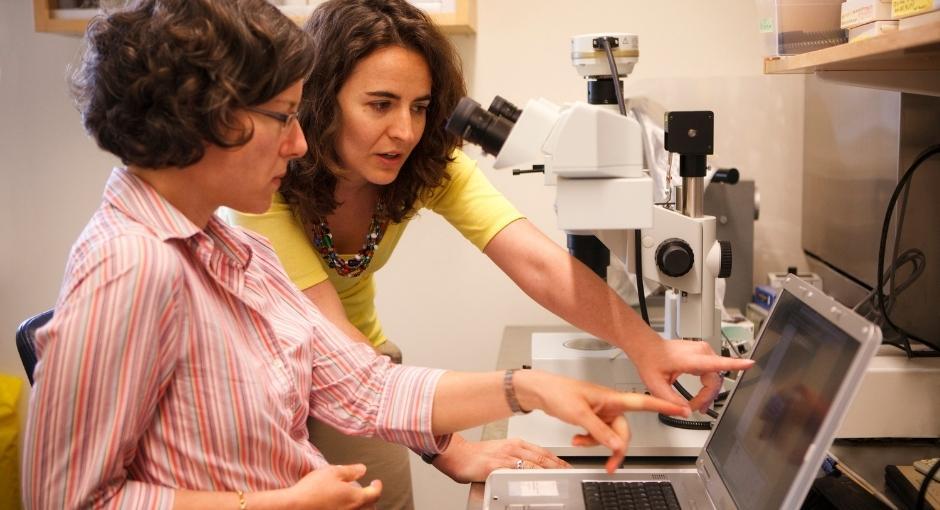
xmin=16 ymin=309 xmax=53 ymax=385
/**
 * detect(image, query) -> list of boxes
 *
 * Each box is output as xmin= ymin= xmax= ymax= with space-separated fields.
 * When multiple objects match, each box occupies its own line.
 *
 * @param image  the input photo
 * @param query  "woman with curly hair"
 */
xmin=22 ymin=0 xmax=694 ymax=508
xmin=228 ymin=0 xmax=753 ymax=507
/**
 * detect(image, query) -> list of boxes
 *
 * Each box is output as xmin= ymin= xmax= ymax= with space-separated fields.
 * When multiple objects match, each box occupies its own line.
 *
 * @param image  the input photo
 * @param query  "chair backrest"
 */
xmin=16 ymin=309 xmax=53 ymax=385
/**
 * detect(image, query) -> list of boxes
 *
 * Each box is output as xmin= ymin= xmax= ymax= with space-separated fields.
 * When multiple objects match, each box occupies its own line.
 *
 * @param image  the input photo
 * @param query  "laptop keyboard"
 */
xmin=581 ymin=481 xmax=682 ymax=510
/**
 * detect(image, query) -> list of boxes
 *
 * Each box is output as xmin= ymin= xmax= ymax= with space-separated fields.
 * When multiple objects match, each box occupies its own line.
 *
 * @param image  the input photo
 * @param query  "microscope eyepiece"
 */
xmin=711 ymin=168 xmax=740 ymax=184
xmin=446 ymin=97 xmax=514 ymax=157
xmin=488 ymin=96 xmax=522 ymax=123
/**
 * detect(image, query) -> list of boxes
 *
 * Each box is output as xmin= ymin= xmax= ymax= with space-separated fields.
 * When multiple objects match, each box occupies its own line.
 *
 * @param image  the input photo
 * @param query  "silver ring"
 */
xmin=515 ymin=459 xmax=525 ymax=469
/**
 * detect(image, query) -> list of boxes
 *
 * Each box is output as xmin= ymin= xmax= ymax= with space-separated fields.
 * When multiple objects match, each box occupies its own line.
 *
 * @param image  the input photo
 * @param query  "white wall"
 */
xmin=1 ymin=0 xmax=121 ymax=446
xmin=1 ymin=1 xmax=807 ymax=509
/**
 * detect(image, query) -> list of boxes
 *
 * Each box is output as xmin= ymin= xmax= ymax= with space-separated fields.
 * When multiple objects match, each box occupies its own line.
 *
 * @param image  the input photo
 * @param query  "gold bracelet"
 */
xmin=235 ymin=489 xmax=247 ymax=510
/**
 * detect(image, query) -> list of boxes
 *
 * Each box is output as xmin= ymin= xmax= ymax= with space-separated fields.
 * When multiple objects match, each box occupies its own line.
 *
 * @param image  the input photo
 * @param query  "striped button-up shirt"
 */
xmin=22 ymin=168 xmax=449 ymax=509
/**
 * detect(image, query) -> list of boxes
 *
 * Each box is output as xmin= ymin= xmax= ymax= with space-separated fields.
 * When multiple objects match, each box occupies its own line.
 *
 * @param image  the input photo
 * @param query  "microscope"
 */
xmin=446 ymin=33 xmax=732 ymax=456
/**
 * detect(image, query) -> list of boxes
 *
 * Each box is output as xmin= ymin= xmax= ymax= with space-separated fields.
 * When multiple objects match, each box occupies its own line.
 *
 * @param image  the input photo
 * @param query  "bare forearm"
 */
xmin=431 ymin=370 xmax=552 ymax=434
xmin=431 ymin=371 xmax=509 ymax=434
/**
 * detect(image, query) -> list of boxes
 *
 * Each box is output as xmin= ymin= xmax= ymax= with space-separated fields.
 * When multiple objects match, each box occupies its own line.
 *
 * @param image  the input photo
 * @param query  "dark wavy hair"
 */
xmin=280 ymin=0 xmax=466 ymax=224
xmin=71 ymin=0 xmax=314 ymax=169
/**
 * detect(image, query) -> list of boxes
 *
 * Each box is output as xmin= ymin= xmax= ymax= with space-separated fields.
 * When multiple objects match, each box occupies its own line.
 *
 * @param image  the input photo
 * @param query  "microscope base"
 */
xmin=507 ymin=410 xmax=708 ymax=457
xmin=520 ymin=332 xmax=709 ymax=457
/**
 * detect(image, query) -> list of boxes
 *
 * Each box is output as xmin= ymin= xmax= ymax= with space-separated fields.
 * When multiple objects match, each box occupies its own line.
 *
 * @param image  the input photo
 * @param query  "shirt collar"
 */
xmin=103 ymin=167 xmax=254 ymax=269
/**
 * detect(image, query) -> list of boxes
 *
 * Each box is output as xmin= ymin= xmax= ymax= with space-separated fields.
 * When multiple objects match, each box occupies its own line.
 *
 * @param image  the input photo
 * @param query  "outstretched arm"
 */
xmin=303 ymin=280 xmax=564 ymax=482
xmin=431 ymin=369 xmax=688 ymax=473
xmin=484 ymin=219 xmax=754 ymax=411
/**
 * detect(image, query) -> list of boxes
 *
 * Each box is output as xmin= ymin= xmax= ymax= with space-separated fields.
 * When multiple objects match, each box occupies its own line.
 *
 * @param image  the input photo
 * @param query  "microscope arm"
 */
xmin=595 ymin=208 xmax=726 ymax=349
xmin=484 ymin=218 xmax=728 ymax=409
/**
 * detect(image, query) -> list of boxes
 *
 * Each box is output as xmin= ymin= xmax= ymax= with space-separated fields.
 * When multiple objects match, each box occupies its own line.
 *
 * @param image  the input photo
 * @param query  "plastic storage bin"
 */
xmin=757 ymin=0 xmax=847 ymax=55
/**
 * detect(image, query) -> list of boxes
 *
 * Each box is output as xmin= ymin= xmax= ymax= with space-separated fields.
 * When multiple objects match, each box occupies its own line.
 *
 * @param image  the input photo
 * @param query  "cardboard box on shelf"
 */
xmin=898 ymin=7 xmax=940 ymax=27
xmin=892 ymin=0 xmax=940 ymax=19
xmin=848 ymin=19 xmax=900 ymax=40
xmin=841 ymin=0 xmax=893 ymax=28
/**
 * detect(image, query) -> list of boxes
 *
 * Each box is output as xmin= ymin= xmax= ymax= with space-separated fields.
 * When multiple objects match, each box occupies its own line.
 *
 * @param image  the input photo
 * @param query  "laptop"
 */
xmin=483 ymin=276 xmax=882 ymax=510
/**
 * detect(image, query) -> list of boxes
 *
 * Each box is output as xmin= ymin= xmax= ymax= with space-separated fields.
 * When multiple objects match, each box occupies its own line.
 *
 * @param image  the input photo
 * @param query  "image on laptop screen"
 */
xmin=705 ymin=289 xmax=860 ymax=509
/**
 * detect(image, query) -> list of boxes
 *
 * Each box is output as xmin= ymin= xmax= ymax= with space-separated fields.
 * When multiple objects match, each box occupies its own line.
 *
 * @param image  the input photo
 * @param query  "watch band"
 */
xmin=503 ymin=368 xmax=531 ymax=415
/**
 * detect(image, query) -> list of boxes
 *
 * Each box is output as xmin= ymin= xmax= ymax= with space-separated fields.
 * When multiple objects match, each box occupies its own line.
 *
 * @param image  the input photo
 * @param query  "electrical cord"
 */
xmin=853 ymin=247 xmax=926 ymax=352
xmin=853 ymin=248 xmax=925 ymax=316
xmin=658 ymin=413 xmax=712 ymax=430
xmin=635 ymin=232 xmax=650 ymax=324
xmin=915 ymin=456 xmax=940 ymax=510
xmin=876 ymin=143 xmax=940 ymax=355
xmin=721 ymin=329 xmax=743 ymax=358
xmin=599 ymin=36 xmax=719 ymax=428
xmin=889 ymin=179 xmax=913 ymax=314
xmin=853 ymin=148 xmax=929 ymax=353
xmin=598 ymin=36 xmax=651 ymax=329
xmin=599 ymin=37 xmax=627 ymax=117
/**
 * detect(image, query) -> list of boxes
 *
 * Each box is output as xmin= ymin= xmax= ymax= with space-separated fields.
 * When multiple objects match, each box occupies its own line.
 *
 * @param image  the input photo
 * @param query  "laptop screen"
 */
xmin=704 ymin=289 xmax=860 ymax=509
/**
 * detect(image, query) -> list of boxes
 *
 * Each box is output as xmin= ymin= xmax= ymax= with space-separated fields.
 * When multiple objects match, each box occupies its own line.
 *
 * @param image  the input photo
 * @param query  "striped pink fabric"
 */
xmin=22 ymin=168 xmax=449 ymax=509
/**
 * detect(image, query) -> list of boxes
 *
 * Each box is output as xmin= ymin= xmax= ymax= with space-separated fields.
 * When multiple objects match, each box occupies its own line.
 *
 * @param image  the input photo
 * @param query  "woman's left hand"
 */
xmin=627 ymin=333 xmax=754 ymax=412
xmin=432 ymin=435 xmax=570 ymax=483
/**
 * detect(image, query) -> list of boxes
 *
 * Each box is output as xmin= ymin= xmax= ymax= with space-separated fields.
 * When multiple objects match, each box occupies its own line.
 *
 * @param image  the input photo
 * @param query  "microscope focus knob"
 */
xmin=655 ymin=238 xmax=694 ymax=278
xmin=718 ymin=240 xmax=733 ymax=278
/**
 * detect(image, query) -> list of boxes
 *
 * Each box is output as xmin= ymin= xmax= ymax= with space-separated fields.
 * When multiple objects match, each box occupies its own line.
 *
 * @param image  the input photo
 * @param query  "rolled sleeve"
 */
xmin=307 ymin=318 xmax=451 ymax=454
xmin=376 ymin=366 xmax=451 ymax=453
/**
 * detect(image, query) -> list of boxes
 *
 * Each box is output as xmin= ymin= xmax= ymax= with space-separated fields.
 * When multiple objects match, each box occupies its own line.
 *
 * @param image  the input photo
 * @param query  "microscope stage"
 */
xmin=515 ymin=332 xmax=710 ymax=457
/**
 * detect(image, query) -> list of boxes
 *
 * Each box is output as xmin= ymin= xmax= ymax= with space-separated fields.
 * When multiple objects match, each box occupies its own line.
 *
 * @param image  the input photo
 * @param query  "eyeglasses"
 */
xmin=244 ymin=106 xmax=299 ymax=129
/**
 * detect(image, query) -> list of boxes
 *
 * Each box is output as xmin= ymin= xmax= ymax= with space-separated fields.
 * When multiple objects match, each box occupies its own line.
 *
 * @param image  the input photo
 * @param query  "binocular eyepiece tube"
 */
xmin=445 ymin=96 xmax=522 ymax=157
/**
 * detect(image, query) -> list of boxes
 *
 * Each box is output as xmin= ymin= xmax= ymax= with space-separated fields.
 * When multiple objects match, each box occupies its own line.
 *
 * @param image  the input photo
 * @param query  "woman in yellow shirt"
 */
xmin=228 ymin=0 xmax=752 ymax=507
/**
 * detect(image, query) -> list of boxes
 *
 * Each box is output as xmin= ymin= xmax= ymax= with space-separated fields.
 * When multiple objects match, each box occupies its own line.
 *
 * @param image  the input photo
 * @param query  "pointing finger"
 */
xmin=684 ymin=354 xmax=754 ymax=374
xmin=605 ymin=415 xmax=629 ymax=473
xmin=617 ymin=393 xmax=690 ymax=418
xmin=573 ymin=409 xmax=624 ymax=453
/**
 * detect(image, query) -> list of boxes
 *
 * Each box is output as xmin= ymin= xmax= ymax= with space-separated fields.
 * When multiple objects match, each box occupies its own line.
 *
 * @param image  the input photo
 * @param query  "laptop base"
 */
xmin=482 ymin=469 xmax=709 ymax=510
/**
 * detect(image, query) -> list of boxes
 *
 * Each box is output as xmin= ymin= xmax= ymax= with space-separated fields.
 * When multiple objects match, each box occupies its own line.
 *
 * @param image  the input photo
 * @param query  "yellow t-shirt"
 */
xmin=225 ymin=150 xmax=524 ymax=346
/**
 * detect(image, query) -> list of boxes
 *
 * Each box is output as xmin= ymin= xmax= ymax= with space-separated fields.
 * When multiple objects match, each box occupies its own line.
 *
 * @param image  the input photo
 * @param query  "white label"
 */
xmin=508 ymin=480 xmax=560 ymax=497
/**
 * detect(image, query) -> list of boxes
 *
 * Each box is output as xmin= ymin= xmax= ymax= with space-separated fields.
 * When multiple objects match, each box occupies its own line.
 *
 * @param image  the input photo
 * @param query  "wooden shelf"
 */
xmin=764 ymin=20 xmax=940 ymax=73
xmin=33 ymin=0 xmax=476 ymax=35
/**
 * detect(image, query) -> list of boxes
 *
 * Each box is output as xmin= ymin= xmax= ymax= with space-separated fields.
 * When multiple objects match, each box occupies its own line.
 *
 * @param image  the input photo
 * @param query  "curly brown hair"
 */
xmin=280 ymin=0 xmax=467 ymax=225
xmin=71 ymin=0 xmax=314 ymax=169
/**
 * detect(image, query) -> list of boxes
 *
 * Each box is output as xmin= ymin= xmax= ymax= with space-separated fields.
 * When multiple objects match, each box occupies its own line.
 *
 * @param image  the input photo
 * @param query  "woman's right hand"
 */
xmin=286 ymin=464 xmax=382 ymax=509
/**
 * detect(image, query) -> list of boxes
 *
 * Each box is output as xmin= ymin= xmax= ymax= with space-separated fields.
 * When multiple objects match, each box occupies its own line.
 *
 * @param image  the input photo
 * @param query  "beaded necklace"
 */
xmin=309 ymin=207 xmax=388 ymax=278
